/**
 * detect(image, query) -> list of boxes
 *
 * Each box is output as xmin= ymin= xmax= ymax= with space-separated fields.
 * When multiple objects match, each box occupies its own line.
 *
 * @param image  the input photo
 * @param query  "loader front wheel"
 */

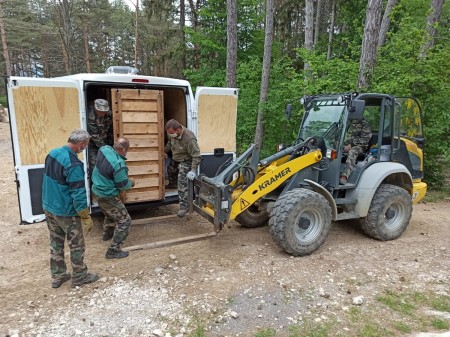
xmin=236 ymin=203 xmax=269 ymax=228
xmin=269 ymin=189 xmax=332 ymax=256
xmin=360 ymin=184 xmax=412 ymax=241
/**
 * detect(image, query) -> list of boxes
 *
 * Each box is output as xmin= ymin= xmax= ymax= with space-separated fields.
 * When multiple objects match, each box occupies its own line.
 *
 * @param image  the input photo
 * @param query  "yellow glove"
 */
xmin=77 ymin=208 xmax=93 ymax=236
xmin=81 ymin=217 xmax=93 ymax=236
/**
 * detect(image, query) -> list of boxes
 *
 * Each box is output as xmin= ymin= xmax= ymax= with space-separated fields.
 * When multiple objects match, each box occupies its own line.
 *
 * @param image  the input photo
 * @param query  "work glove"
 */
xmin=77 ymin=208 xmax=93 ymax=236
xmin=186 ymin=170 xmax=196 ymax=181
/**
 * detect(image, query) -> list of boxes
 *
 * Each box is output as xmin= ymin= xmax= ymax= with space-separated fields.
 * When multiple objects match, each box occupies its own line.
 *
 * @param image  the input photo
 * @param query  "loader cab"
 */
xmin=297 ymin=93 xmax=425 ymax=189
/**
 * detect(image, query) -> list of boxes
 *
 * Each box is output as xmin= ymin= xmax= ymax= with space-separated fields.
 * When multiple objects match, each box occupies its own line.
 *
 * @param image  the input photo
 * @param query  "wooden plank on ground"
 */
xmin=123 ymin=232 xmax=218 ymax=251
xmin=131 ymin=214 xmax=178 ymax=225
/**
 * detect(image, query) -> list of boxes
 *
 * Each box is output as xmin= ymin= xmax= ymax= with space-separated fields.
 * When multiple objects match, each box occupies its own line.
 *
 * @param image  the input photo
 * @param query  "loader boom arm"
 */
xmin=188 ymin=139 xmax=323 ymax=232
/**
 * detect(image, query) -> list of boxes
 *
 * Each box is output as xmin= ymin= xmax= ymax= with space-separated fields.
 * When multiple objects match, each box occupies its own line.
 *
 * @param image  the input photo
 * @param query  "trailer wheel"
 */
xmin=360 ymin=184 xmax=412 ymax=241
xmin=269 ymin=189 xmax=332 ymax=256
xmin=236 ymin=203 xmax=269 ymax=228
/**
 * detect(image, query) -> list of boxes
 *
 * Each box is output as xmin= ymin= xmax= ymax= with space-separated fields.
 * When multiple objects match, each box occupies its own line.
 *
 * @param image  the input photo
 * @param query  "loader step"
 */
xmin=335 ymin=198 xmax=357 ymax=205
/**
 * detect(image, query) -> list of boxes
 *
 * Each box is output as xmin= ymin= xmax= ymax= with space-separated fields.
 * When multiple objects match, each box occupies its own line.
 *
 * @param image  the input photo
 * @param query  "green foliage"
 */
xmin=392 ymin=321 xmax=412 ymax=333
xmin=430 ymin=295 xmax=450 ymax=312
xmin=431 ymin=318 xmax=449 ymax=330
xmin=376 ymin=290 xmax=415 ymax=315
xmin=0 ymin=96 xmax=7 ymax=108
xmin=254 ymin=327 xmax=277 ymax=337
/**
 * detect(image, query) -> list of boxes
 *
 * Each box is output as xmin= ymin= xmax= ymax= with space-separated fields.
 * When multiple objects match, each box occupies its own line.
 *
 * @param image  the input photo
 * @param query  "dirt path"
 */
xmin=0 ymin=122 xmax=449 ymax=337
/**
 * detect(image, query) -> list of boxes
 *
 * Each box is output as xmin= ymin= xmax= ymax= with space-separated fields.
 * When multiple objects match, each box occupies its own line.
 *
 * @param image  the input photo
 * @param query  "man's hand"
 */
xmin=344 ymin=144 xmax=352 ymax=152
xmin=130 ymin=177 xmax=136 ymax=187
xmin=186 ymin=170 xmax=196 ymax=181
xmin=77 ymin=208 xmax=93 ymax=236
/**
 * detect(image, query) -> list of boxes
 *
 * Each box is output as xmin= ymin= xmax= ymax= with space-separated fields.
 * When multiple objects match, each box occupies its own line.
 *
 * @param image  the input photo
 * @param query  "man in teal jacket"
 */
xmin=42 ymin=128 xmax=99 ymax=288
xmin=92 ymin=137 xmax=135 ymax=259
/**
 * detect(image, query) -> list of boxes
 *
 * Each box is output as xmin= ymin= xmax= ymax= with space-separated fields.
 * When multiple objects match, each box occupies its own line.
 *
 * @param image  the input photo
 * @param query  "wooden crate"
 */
xmin=111 ymin=89 xmax=165 ymax=203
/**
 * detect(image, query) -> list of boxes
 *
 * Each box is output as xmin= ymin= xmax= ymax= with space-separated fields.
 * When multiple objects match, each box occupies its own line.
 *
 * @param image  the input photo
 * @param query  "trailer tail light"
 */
xmin=326 ymin=149 xmax=337 ymax=160
xmin=132 ymin=78 xmax=149 ymax=83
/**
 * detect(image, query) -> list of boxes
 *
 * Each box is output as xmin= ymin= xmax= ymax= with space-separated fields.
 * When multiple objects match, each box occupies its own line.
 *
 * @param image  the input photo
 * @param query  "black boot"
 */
xmin=105 ymin=248 xmax=129 ymax=259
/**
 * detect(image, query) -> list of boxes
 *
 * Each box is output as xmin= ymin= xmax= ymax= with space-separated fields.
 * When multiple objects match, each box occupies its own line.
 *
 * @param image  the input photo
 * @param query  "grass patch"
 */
xmin=226 ymin=296 xmax=235 ymax=304
xmin=431 ymin=318 xmax=450 ymax=330
xmin=392 ymin=321 xmax=412 ymax=333
xmin=423 ymin=187 xmax=450 ymax=203
xmin=376 ymin=290 xmax=415 ymax=315
xmin=255 ymin=327 xmax=277 ymax=337
xmin=288 ymin=321 xmax=331 ymax=337
xmin=347 ymin=306 xmax=362 ymax=322
xmin=188 ymin=323 xmax=205 ymax=337
xmin=430 ymin=295 xmax=450 ymax=312
xmin=358 ymin=323 xmax=390 ymax=337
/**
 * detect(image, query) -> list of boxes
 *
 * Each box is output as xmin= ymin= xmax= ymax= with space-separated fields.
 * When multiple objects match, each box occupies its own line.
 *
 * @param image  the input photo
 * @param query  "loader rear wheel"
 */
xmin=269 ymin=189 xmax=332 ymax=256
xmin=360 ymin=184 xmax=412 ymax=241
xmin=236 ymin=203 xmax=269 ymax=228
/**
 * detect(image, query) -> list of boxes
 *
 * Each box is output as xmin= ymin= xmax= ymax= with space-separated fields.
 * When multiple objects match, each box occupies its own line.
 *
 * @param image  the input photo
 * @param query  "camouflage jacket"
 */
xmin=87 ymin=108 xmax=113 ymax=150
xmin=164 ymin=126 xmax=201 ymax=170
xmin=346 ymin=118 xmax=372 ymax=148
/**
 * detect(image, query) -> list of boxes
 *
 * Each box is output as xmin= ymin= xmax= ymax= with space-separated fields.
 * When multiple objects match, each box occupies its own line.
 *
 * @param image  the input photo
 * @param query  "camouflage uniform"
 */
xmin=341 ymin=118 xmax=372 ymax=179
xmin=45 ymin=211 xmax=87 ymax=281
xmin=164 ymin=126 xmax=201 ymax=209
xmin=92 ymin=144 xmax=133 ymax=256
xmin=166 ymin=157 xmax=179 ymax=188
xmin=96 ymin=196 xmax=132 ymax=251
xmin=87 ymin=107 xmax=113 ymax=176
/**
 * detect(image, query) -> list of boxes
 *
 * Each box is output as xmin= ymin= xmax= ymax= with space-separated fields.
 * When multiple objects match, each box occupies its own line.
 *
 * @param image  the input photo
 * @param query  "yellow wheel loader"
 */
xmin=188 ymin=93 xmax=427 ymax=256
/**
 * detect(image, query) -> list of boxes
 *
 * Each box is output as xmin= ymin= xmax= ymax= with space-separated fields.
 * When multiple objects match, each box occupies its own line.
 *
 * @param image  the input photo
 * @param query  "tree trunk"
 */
xmin=420 ymin=0 xmax=444 ymax=58
xmin=0 ymin=0 xmax=11 ymax=76
xmin=314 ymin=0 xmax=323 ymax=46
xmin=304 ymin=0 xmax=314 ymax=50
xmin=55 ymin=0 xmax=73 ymax=74
xmin=226 ymin=0 xmax=238 ymax=88
xmin=180 ymin=0 xmax=186 ymax=70
xmin=135 ymin=0 xmax=139 ymax=68
xmin=83 ymin=21 xmax=91 ymax=73
xmin=254 ymin=0 xmax=274 ymax=150
xmin=357 ymin=0 xmax=383 ymax=91
xmin=327 ymin=0 xmax=336 ymax=61
xmin=377 ymin=0 xmax=397 ymax=48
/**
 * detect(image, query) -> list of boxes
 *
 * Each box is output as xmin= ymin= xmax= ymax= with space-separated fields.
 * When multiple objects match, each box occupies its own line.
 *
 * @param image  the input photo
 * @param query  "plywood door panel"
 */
xmin=197 ymin=94 xmax=237 ymax=153
xmin=13 ymin=86 xmax=80 ymax=165
xmin=111 ymin=89 xmax=164 ymax=203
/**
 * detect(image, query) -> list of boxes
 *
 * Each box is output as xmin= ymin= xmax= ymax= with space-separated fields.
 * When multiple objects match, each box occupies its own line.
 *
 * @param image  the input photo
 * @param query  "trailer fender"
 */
xmin=347 ymin=162 xmax=413 ymax=217
xmin=304 ymin=179 xmax=338 ymax=221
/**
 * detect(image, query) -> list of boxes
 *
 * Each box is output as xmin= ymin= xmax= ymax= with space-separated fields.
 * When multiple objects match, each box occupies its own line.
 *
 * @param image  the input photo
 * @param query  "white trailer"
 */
xmin=6 ymin=71 xmax=238 ymax=224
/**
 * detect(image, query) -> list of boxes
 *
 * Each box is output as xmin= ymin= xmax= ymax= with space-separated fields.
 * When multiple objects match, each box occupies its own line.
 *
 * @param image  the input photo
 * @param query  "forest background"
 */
xmin=0 ymin=0 xmax=448 ymax=187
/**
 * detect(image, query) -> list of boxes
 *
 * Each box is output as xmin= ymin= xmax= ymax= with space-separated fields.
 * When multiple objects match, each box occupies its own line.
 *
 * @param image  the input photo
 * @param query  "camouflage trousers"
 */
xmin=341 ymin=145 xmax=365 ymax=178
xmin=45 ymin=211 xmax=87 ymax=281
xmin=178 ymin=161 xmax=192 ymax=209
xmin=88 ymin=148 xmax=99 ymax=177
xmin=96 ymin=195 xmax=132 ymax=251
xmin=166 ymin=158 xmax=179 ymax=187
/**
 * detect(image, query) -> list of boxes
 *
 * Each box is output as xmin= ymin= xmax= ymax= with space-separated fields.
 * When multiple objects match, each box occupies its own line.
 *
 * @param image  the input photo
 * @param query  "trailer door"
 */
xmin=194 ymin=87 xmax=238 ymax=177
xmin=7 ymin=77 xmax=83 ymax=224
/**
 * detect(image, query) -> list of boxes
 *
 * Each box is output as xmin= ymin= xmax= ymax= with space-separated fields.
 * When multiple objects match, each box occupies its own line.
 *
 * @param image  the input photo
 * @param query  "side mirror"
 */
xmin=348 ymin=99 xmax=365 ymax=119
xmin=285 ymin=104 xmax=292 ymax=120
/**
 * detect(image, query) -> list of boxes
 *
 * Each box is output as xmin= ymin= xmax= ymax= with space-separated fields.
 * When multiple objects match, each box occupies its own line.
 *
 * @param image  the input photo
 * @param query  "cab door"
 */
xmin=7 ymin=77 xmax=83 ymax=224
xmin=194 ymin=87 xmax=238 ymax=177
xmin=393 ymin=97 xmax=425 ymax=180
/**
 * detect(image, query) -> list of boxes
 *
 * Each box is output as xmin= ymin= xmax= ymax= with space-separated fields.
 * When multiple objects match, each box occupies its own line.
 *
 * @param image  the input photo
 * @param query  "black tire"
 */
xmin=269 ymin=189 xmax=332 ymax=256
xmin=360 ymin=184 xmax=412 ymax=241
xmin=235 ymin=203 xmax=269 ymax=228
